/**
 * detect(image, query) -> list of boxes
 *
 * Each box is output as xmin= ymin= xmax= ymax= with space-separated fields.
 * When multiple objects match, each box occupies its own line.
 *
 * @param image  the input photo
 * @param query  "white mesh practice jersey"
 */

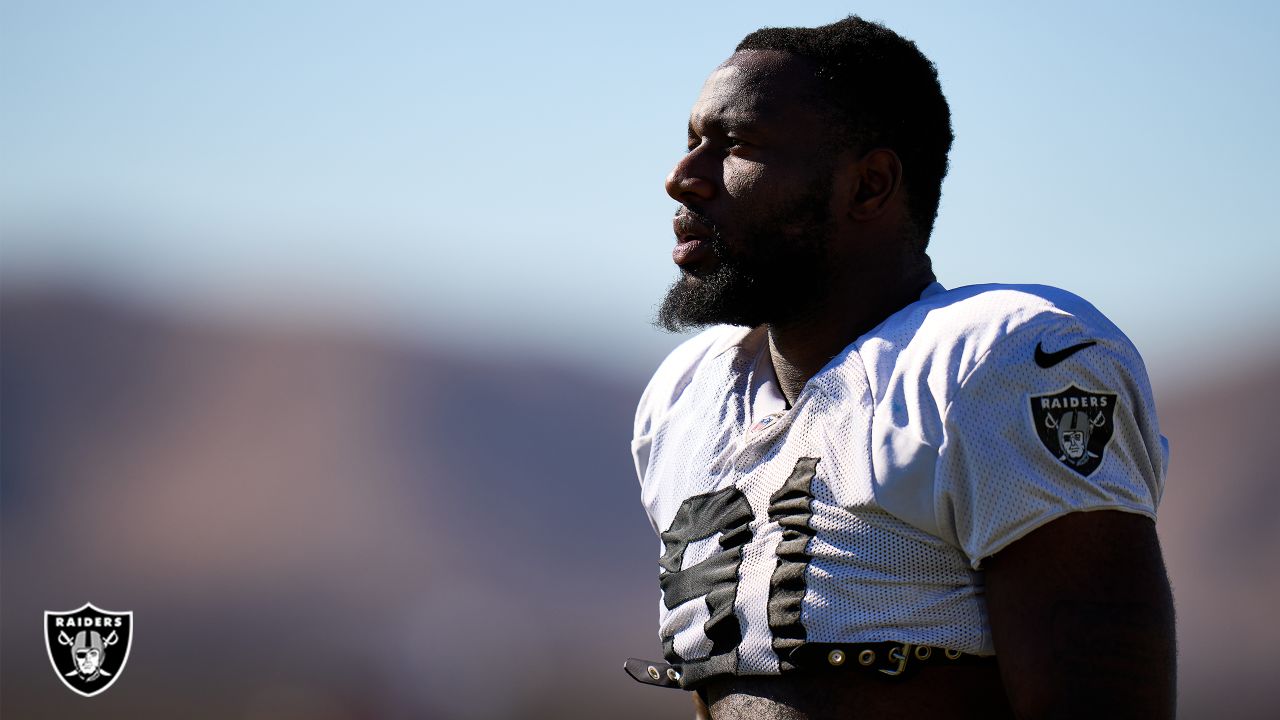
xmin=631 ymin=283 xmax=1168 ymax=686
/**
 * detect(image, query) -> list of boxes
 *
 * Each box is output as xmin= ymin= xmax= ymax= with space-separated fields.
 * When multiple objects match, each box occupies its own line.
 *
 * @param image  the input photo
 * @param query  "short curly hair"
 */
xmin=737 ymin=16 xmax=954 ymax=245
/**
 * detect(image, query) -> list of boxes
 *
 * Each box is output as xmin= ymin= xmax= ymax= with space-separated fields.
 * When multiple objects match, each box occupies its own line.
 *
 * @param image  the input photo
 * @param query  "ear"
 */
xmin=845 ymin=148 xmax=903 ymax=221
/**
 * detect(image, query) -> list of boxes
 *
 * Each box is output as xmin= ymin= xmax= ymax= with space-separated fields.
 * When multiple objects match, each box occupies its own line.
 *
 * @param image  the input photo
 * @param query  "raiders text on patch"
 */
xmin=1034 ymin=340 xmax=1097 ymax=368
xmin=45 ymin=603 xmax=134 ymax=697
xmin=1029 ymin=385 xmax=1118 ymax=476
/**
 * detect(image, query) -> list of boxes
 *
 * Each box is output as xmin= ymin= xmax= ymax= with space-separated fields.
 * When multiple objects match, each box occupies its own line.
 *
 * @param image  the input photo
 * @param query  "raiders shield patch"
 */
xmin=1029 ymin=385 xmax=1118 ymax=476
xmin=44 ymin=603 xmax=133 ymax=697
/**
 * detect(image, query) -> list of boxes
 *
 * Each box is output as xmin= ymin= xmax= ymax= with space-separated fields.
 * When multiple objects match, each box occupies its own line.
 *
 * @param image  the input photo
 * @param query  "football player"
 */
xmin=627 ymin=16 xmax=1175 ymax=720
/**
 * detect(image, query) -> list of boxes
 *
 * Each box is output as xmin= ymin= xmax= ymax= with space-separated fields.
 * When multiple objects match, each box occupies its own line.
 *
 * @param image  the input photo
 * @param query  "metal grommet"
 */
xmin=914 ymin=646 xmax=932 ymax=661
xmin=944 ymin=649 xmax=962 ymax=660
xmin=646 ymin=665 xmax=661 ymax=681
xmin=857 ymin=649 xmax=876 ymax=666
xmin=827 ymin=649 xmax=846 ymax=666
xmin=666 ymin=667 xmax=681 ymax=682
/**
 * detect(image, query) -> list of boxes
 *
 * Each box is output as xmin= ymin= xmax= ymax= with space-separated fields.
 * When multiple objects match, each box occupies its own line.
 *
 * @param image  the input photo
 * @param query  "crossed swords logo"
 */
xmin=45 ymin=603 xmax=133 ymax=697
xmin=1042 ymin=408 xmax=1107 ymax=465
xmin=56 ymin=629 xmax=120 ymax=680
xmin=1029 ymin=386 xmax=1118 ymax=477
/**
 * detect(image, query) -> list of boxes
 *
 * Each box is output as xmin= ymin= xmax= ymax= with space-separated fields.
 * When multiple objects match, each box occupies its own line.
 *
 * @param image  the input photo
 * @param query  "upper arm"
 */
xmin=984 ymin=510 xmax=1176 ymax=719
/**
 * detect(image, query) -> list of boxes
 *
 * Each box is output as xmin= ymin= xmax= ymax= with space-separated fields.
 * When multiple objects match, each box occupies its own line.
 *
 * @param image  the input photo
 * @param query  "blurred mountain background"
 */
xmin=1 ymin=284 xmax=676 ymax=719
xmin=3 ymin=284 xmax=1277 ymax=719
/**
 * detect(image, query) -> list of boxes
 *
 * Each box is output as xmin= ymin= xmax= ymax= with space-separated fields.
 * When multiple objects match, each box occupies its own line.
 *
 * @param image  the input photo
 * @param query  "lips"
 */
xmin=672 ymin=212 xmax=716 ymax=267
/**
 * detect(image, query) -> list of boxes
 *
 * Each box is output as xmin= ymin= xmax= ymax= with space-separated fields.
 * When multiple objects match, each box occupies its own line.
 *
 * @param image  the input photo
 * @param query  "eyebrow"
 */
xmin=688 ymin=113 xmax=765 ymax=139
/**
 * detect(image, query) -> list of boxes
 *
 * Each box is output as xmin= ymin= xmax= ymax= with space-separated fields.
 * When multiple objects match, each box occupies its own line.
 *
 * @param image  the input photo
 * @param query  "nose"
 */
xmin=665 ymin=145 xmax=715 ymax=203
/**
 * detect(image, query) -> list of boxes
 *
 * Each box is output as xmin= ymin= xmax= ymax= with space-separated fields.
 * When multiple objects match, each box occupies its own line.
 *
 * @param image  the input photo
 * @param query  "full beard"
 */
xmin=656 ymin=184 xmax=835 ymax=333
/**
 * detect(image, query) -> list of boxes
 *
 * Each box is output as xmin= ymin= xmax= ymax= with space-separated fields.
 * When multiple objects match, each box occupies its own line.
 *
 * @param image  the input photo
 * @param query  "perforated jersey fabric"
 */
xmin=631 ymin=283 xmax=1168 ymax=687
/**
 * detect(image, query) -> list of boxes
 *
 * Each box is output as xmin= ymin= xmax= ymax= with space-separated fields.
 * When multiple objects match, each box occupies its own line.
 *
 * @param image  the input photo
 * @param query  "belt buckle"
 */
xmin=878 ymin=643 xmax=913 ymax=677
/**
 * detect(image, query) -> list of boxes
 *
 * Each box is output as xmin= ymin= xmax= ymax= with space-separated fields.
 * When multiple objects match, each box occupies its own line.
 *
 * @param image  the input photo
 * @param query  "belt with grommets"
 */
xmin=625 ymin=642 xmax=993 ymax=690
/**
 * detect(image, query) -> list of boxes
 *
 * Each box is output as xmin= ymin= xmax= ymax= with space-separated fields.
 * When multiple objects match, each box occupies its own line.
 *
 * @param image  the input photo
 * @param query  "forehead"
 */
xmin=690 ymin=50 xmax=825 ymax=129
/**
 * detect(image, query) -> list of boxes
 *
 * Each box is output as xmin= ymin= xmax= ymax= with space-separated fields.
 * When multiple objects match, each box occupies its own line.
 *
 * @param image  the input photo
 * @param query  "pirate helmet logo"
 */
xmin=44 ymin=603 xmax=133 ymax=697
xmin=1029 ymin=385 xmax=1118 ymax=476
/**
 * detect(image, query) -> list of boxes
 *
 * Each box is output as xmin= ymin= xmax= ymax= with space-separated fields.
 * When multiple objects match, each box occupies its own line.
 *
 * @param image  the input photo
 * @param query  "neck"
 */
xmin=768 ymin=258 xmax=934 ymax=406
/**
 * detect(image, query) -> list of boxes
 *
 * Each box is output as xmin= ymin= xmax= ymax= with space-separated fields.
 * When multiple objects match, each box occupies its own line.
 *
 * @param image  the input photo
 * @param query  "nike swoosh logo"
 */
xmin=1035 ymin=340 xmax=1097 ymax=368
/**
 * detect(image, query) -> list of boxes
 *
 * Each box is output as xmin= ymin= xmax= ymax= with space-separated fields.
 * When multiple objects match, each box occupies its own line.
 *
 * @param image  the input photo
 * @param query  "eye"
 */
xmin=725 ymin=137 xmax=754 ymax=154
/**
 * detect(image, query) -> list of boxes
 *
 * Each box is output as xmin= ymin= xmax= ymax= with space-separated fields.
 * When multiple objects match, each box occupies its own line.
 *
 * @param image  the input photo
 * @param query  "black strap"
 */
xmin=624 ymin=657 xmax=683 ymax=688
xmin=625 ymin=643 xmax=994 ymax=690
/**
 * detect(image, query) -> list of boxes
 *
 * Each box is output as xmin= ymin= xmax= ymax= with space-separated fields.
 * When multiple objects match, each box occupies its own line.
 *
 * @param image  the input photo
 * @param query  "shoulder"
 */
xmin=862 ymin=283 xmax=1141 ymax=408
xmin=902 ymin=286 xmax=1166 ymax=565
xmin=863 ymin=283 xmax=1166 ymax=555
xmin=634 ymin=325 xmax=754 ymax=439
xmin=871 ymin=282 xmax=1129 ymax=369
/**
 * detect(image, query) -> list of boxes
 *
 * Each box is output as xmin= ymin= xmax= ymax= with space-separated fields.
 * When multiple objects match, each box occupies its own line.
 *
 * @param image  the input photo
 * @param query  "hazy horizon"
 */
xmin=4 ymin=0 xmax=1279 ymax=385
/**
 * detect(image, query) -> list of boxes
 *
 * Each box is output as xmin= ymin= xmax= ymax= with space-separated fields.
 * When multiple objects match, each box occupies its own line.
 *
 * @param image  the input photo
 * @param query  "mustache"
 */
xmin=670 ymin=206 xmax=721 ymax=234
xmin=673 ymin=205 xmax=724 ymax=241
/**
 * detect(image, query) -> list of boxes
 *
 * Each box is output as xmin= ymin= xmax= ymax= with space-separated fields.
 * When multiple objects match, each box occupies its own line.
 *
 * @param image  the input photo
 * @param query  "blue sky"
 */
xmin=3 ymin=0 xmax=1277 ymax=382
